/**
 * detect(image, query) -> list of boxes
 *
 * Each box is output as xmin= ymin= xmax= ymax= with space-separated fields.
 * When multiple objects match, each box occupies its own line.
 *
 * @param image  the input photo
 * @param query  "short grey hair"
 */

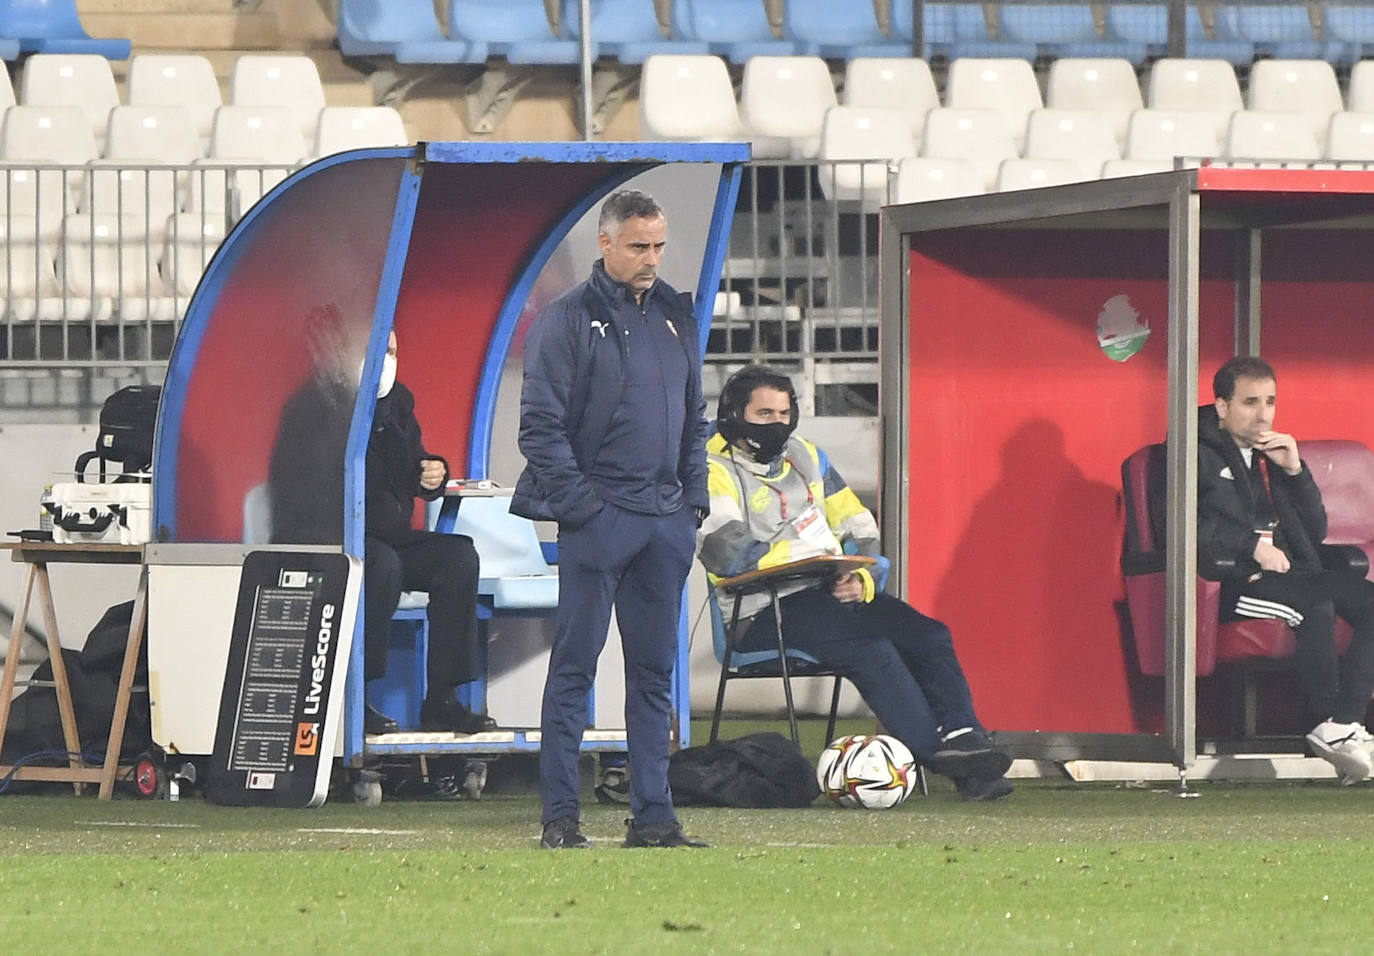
xmin=598 ymin=189 xmax=664 ymax=239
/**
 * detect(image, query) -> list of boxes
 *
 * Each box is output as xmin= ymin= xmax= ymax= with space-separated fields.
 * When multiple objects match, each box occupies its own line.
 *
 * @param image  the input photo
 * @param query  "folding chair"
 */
xmin=706 ymin=553 xmax=928 ymax=796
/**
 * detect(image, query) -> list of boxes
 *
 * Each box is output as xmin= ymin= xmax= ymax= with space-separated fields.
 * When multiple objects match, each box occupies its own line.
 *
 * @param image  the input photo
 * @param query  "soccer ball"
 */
xmin=816 ymin=734 xmax=866 ymax=807
xmin=816 ymin=734 xmax=918 ymax=809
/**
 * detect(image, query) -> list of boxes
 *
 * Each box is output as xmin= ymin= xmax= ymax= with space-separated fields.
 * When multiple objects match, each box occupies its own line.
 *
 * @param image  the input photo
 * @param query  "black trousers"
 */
xmin=1225 ymin=569 xmax=1374 ymax=724
xmin=364 ymin=532 xmax=480 ymax=694
xmin=742 ymin=590 xmax=983 ymax=763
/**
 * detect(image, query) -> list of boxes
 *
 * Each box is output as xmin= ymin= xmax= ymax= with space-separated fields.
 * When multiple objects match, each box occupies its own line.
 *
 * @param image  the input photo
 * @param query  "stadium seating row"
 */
xmin=336 ymin=0 xmax=1374 ymax=67
xmin=0 ymin=208 xmax=221 ymax=322
xmin=0 ymin=101 xmax=405 ymax=237
xmin=1 ymin=52 xmax=408 ymax=155
xmin=869 ymin=101 xmax=1374 ymax=207
xmin=643 ymin=55 xmax=1374 ymax=161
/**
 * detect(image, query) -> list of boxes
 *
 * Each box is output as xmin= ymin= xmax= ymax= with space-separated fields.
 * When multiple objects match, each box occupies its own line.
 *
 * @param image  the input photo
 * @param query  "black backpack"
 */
xmin=669 ymin=732 xmax=820 ymax=808
xmin=75 ymin=385 xmax=161 ymax=482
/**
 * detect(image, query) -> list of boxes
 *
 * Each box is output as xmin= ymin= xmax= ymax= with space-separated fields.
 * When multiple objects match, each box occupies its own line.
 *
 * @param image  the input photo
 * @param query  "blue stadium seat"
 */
xmin=892 ymin=1 xmax=1037 ymax=61
xmin=671 ymin=0 xmax=798 ymax=62
xmin=1325 ymin=4 xmax=1374 ymax=61
xmin=339 ymin=0 xmax=487 ymax=63
xmin=559 ymin=0 xmax=708 ymax=62
xmin=1 ymin=0 xmax=129 ymax=59
xmin=998 ymin=4 xmax=1147 ymax=64
xmin=1212 ymin=3 xmax=1343 ymax=61
xmin=784 ymin=0 xmax=906 ymax=59
xmin=1104 ymin=4 xmax=1255 ymax=65
xmin=450 ymin=0 xmax=581 ymax=64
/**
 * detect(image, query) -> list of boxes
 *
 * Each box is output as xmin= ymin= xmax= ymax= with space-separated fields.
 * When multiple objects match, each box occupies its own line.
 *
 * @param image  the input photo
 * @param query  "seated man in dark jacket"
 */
xmin=270 ymin=329 xmax=493 ymax=736
xmin=1200 ymin=355 xmax=1374 ymax=783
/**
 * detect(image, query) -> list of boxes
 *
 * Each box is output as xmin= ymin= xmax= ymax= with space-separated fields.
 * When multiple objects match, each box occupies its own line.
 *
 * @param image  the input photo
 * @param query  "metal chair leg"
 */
xmin=710 ymin=591 xmax=745 ymax=744
xmin=770 ymin=587 xmax=801 ymax=749
xmin=824 ymin=675 xmax=842 ymax=747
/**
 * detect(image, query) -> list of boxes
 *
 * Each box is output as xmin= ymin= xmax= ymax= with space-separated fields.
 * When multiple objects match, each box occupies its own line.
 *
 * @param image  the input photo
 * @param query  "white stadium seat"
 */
xmin=1348 ymin=61 xmax=1374 ymax=114
xmin=57 ymin=213 xmax=177 ymax=322
xmin=0 ymin=214 xmax=61 ymax=321
xmin=82 ymin=161 xmax=180 ymax=242
xmin=893 ymin=157 xmax=985 ymax=203
xmin=1123 ymin=109 xmax=1220 ymax=164
xmin=740 ymin=55 xmax=838 ymax=159
xmin=161 ymin=211 xmax=227 ymax=299
xmin=1246 ymin=60 xmax=1343 ymax=150
xmin=19 ymin=54 xmax=120 ymax=150
xmin=126 ymin=54 xmax=222 ymax=154
xmin=639 ymin=55 xmax=747 ymax=142
xmin=996 ymin=157 xmax=1088 ymax=191
xmin=920 ymin=108 xmax=1018 ymax=191
xmin=1147 ymin=58 xmax=1242 ymax=145
xmin=842 ymin=57 xmax=940 ymax=145
xmin=192 ymin=105 xmax=305 ymax=214
xmin=1023 ymin=109 xmax=1120 ymax=180
xmin=817 ymin=106 xmax=916 ymax=205
xmin=945 ymin=58 xmax=1043 ymax=150
xmin=313 ymin=106 xmax=409 ymax=158
xmin=1100 ymin=158 xmax=1174 ymax=177
xmin=0 ymin=105 xmax=98 ymax=237
xmin=104 ymin=106 xmax=201 ymax=166
xmin=1224 ymin=110 xmax=1321 ymax=167
xmin=1325 ymin=112 xmax=1374 ymax=164
xmin=1046 ymin=58 xmax=1143 ymax=148
xmin=230 ymin=54 xmax=328 ymax=144
xmin=209 ymin=105 xmax=306 ymax=163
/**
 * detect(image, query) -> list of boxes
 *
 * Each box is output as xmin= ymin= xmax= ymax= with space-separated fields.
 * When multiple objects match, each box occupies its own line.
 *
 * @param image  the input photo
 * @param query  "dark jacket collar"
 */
xmin=1199 ymin=403 xmax=1240 ymax=458
xmin=589 ymin=258 xmax=661 ymax=309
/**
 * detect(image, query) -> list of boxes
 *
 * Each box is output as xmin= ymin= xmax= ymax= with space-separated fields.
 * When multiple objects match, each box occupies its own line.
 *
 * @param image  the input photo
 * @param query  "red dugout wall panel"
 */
xmin=905 ymin=230 xmax=1236 ymax=733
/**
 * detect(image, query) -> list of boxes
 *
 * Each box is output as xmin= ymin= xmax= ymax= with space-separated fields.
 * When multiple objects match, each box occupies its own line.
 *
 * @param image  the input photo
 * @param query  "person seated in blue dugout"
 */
xmin=696 ymin=364 xmax=1013 ymax=800
xmin=269 ymin=326 xmax=495 ymax=737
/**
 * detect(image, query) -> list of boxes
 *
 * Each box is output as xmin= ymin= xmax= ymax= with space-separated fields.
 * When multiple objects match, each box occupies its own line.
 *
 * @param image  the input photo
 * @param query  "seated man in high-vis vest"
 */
xmin=697 ymin=365 xmax=1012 ymax=800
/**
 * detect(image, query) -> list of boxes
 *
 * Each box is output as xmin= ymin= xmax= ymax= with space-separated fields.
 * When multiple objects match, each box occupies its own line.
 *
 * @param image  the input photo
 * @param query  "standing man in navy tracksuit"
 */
xmin=512 ymin=190 xmax=710 ymax=850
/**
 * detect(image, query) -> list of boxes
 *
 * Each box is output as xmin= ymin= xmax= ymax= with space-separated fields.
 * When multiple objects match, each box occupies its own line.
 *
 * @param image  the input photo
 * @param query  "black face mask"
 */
xmin=736 ymin=421 xmax=792 ymax=464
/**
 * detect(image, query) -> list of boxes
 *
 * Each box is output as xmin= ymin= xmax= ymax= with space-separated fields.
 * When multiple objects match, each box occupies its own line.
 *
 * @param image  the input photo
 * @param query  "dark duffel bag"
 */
xmin=75 ymin=384 xmax=161 ymax=482
xmin=669 ymin=731 xmax=820 ymax=808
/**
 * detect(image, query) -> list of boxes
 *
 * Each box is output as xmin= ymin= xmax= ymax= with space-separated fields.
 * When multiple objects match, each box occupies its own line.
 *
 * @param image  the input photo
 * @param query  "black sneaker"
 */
xmin=540 ymin=817 xmax=590 ymax=850
xmin=623 ymin=818 xmax=710 ymax=848
xmin=364 ymin=703 xmax=399 ymax=736
xmin=420 ymin=697 xmax=497 ymax=734
xmin=931 ymin=729 xmax=1012 ymax=780
xmin=954 ymin=775 xmax=1014 ymax=802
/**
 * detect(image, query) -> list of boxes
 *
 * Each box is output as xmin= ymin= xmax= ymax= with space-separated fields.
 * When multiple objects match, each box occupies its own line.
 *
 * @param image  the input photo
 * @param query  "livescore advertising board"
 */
xmin=207 ymin=551 xmax=361 ymax=808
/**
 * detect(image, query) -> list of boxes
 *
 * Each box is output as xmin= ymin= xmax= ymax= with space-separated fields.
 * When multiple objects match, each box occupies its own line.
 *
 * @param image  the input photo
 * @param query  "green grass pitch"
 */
xmin=3 ymin=721 xmax=1374 ymax=953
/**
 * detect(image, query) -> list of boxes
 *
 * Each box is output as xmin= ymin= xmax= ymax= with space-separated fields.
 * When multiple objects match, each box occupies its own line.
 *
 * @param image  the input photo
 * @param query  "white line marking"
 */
xmin=87 ymin=821 xmax=202 ymax=829
xmin=296 ymin=827 xmax=421 ymax=836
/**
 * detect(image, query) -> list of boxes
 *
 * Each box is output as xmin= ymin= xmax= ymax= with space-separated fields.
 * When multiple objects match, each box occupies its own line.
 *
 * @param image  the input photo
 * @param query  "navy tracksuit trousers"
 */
xmin=743 ymin=589 xmax=982 ymax=763
xmin=540 ymin=503 xmax=697 ymax=826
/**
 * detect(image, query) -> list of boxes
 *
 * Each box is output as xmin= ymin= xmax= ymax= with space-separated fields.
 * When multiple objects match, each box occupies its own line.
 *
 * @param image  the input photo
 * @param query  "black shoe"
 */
xmin=954 ymin=775 xmax=1014 ymax=802
xmin=364 ymin=704 xmax=399 ymax=736
xmin=623 ymin=818 xmax=710 ymax=848
xmin=420 ymin=697 xmax=497 ymax=734
xmin=931 ymin=729 xmax=1012 ymax=780
xmin=540 ymin=817 xmax=590 ymax=850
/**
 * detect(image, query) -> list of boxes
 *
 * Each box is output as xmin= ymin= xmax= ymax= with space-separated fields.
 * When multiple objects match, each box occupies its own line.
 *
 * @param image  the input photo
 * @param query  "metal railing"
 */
xmin=0 ymin=160 xmax=296 ymax=368
xmin=708 ymin=159 xmax=891 ymax=394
